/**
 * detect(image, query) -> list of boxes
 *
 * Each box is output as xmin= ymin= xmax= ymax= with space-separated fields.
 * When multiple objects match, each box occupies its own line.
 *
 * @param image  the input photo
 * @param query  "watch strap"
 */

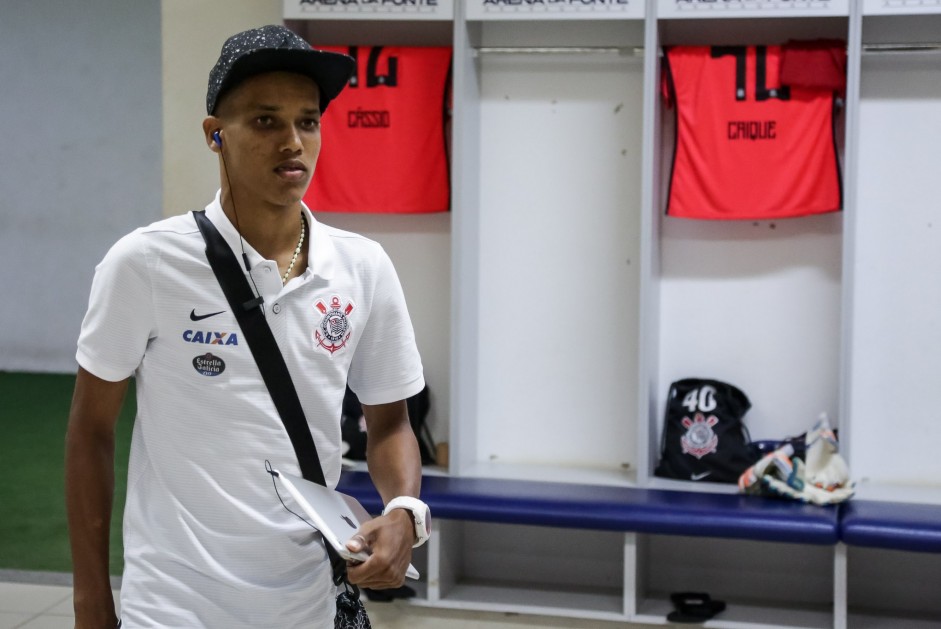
xmin=383 ymin=496 xmax=431 ymax=547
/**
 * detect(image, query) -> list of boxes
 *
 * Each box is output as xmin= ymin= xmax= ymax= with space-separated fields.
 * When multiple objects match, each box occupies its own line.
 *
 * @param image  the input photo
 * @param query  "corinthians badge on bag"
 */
xmin=315 ymin=296 xmax=355 ymax=356
xmin=681 ymin=412 xmax=719 ymax=459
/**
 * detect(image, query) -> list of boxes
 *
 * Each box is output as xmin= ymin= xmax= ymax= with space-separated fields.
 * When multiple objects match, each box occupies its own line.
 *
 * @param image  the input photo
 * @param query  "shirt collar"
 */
xmin=204 ymin=190 xmax=335 ymax=280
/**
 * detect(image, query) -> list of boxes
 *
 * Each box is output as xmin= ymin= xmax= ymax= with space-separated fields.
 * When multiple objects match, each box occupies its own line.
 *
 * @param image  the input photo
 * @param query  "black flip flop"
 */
xmin=667 ymin=591 xmax=726 ymax=624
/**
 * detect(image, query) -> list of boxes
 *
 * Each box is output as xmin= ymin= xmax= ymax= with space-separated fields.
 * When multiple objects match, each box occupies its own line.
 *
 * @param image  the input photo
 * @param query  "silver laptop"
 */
xmin=272 ymin=468 xmax=420 ymax=580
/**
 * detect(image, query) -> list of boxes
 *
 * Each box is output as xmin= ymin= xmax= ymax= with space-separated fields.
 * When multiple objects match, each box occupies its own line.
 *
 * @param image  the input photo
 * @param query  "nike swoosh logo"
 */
xmin=691 ymin=472 xmax=711 ymax=481
xmin=190 ymin=308 xmax=226 ymax=321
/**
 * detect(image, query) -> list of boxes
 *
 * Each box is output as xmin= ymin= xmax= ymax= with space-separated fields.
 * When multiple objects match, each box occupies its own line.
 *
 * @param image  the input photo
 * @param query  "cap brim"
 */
xmin=213 ymin=48 xmax=354 ymax=114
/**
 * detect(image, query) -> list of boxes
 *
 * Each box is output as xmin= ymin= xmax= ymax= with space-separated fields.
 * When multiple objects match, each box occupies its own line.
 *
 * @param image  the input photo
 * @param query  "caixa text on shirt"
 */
xmin=300 ymin=0 xmax=439 ymax=6
xmin=193 ymin=353 xmax=226 ymax=377
xmin=182 ymin=329 xmax=239 ymax=345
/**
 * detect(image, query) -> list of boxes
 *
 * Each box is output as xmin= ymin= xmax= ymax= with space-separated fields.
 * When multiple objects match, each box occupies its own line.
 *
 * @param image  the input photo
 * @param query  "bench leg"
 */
xmin=426 ymin=518 xmax=442 ymax=603
xmin=833 ymin=543 xmax=847 ymax=629
xmin=623 ymin=532 xmax=638 ymax=618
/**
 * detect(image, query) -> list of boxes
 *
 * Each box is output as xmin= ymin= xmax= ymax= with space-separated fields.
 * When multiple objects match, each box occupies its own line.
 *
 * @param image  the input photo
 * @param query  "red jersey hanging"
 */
xmin=305 ymin=45 xmax=452 ymax=214
xmin=662 ymin=45 xmax=842 ymax=220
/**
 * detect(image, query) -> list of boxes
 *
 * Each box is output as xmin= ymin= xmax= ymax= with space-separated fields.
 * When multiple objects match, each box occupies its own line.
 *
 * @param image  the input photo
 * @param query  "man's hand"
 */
xmin=344 ymin=508 xmax=415 ymax=589
xmin=349 ymin=397 xmax=422 ymax=588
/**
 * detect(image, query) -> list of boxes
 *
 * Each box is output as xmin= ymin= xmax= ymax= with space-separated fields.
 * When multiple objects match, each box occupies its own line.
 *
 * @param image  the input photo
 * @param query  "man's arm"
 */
xmin=65 ymin=367 xmax=128 ymax=629
xmin=345 ymin=399 xmax=421 ymax=589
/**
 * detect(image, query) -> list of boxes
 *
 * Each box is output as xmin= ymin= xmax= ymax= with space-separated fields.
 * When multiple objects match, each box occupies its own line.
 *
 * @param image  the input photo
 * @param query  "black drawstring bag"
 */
xmin=335 ymin=584 xmax=372 ymax=629
xmin=194 ymin=211 xmax=371 ymax=628
xmin=342 ymin=385 xmax=436 ymax=465
xmin=654 ymin=378 xmax=760 ymax=483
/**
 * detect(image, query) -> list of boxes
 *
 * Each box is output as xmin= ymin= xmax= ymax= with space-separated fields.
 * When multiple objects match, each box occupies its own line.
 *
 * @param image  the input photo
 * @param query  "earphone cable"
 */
xmin=218 ymin=141 xmax=264 ymax=310
xmin=264 ymin=460 xmax=318 ymax=532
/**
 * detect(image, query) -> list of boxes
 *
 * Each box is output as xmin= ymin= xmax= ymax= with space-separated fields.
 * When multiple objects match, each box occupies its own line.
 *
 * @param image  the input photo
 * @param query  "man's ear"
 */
xmin=202 ymin=116 xmax=222 ymax=153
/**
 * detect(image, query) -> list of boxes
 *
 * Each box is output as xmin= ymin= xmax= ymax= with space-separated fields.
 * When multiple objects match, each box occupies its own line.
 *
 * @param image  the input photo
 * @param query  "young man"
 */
xmin=66 ymin=25 xmax=429 ymax=628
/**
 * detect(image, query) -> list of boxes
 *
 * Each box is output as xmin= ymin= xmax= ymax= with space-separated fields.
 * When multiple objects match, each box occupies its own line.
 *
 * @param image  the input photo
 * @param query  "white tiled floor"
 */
xmin=0 ymin=577 xmax=660 ymax=629
xmin=0 ymin=582 xmax=82 ymax=629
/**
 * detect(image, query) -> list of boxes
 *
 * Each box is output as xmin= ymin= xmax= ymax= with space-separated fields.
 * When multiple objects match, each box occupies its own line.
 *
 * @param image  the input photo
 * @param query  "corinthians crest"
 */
xmin=314 ymin=296 xmax=355 ymax=356
xmin=681 ymin=412 xmax=719 ymax=459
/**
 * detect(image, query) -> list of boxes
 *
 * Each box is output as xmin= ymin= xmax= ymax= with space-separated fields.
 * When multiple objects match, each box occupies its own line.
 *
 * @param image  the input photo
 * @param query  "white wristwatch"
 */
xmin=382 ymin=496 xmax=431 ymax=548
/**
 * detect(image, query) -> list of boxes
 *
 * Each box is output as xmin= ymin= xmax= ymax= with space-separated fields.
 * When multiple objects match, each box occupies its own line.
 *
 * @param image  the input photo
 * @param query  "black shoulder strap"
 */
xmin=192 ymin=210 xmax=326 ymax=486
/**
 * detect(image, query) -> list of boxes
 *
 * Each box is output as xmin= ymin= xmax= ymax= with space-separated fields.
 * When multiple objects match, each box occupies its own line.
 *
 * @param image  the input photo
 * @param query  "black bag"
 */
xmin=654 ymin=378 xmax=760 ymax=483
xmin=194 ymin=211 xmax=371 ymax=628
xmin=342 ymin=385 xmax=437 ymax=465
xmin=341 ymin=387 xmax=369 ymax=461
xmin=335 ymin=586 xmax=372 ymax=629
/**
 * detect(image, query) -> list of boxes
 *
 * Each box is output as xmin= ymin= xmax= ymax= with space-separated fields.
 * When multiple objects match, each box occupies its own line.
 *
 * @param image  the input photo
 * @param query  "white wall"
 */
xmin=849 ymin=52 xmax=941 ymax=486
xmin=474 ymin=52 xmax=642 ymax=473
xmin=161 ymin=0 xmax=284 ymax=217
xmin=0 ymin=0 xmax=162 ymax=372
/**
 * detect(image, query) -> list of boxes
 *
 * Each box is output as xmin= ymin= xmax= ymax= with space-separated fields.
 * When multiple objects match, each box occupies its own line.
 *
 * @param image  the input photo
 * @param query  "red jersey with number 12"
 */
xmin=305 ymin=46 xmax=452 ymax=214
xmin=663 ymin=45 xmax=842 ymax=220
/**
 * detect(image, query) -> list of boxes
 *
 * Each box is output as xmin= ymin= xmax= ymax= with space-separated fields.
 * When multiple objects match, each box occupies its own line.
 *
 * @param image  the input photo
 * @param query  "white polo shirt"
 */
xmin=77 ymin=192 xmax=424 ymax=628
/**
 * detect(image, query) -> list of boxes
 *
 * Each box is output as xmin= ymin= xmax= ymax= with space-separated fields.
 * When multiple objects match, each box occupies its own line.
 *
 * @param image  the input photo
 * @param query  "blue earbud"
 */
xmin=213 ymin=131 xmax=222 ymax=147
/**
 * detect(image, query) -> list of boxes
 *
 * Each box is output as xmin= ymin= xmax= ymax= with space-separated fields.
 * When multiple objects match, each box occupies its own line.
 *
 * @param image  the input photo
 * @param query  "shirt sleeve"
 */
xmin=76 ymin=230 xmax=157 ymax=382
xmin=346 ymin=245 xmax=425 ymax=406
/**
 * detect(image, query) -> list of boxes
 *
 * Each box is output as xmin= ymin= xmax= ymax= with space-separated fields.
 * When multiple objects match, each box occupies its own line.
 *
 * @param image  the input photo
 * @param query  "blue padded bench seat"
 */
xmin=336 ymin=472 xmax=840 ymax=545
xmin=840 ymin=500 xmax=941 ymax=553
